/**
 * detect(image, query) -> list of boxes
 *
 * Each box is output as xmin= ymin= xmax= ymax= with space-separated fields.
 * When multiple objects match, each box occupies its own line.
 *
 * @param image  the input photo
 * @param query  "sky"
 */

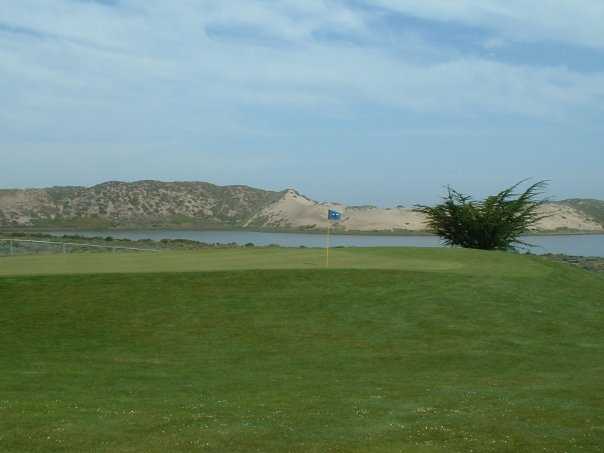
xmin=1 ymin=0 xmax=603 ymax=206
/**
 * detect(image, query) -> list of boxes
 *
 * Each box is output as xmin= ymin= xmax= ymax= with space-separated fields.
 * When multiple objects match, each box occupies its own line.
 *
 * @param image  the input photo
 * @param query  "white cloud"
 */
xmin=0 ymin=0 xmax=603 ymax=146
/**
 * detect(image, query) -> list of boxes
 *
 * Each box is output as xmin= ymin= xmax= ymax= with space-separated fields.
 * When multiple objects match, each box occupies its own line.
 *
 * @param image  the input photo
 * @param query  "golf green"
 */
xmin=1 ymin=248 xmax=603 ymax=452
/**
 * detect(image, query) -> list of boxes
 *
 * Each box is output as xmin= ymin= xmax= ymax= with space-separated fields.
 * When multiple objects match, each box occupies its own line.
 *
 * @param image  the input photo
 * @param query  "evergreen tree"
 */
xmin=415 ymin=180 xmax=548 ymax=250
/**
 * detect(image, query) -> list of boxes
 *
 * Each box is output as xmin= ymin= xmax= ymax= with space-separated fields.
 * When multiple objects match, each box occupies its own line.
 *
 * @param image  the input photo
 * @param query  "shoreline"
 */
xmin=3 ymin=231 xmax=604 ymax=264
xmin=1 ymin=226 xmax=603 ymax=237
xmin=2 ymin=232 xmax=604 ymax=270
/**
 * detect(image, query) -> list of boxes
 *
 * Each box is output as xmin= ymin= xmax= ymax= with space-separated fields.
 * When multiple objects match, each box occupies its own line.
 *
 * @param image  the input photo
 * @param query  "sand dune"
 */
xmin=250 ymin=189 xmax=603 ymax=233
xmin=1 ymin=183 xmax=602 ymax=233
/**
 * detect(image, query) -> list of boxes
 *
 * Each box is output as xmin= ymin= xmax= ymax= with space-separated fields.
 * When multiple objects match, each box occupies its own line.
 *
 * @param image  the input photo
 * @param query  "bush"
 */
xmin=415 ymin=180 xmax=548 ymax=251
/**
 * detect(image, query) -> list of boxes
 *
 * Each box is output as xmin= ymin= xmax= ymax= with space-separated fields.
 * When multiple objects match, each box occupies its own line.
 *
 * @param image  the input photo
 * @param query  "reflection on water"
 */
xmin=44 ymin=230 xmax=604 ymax=257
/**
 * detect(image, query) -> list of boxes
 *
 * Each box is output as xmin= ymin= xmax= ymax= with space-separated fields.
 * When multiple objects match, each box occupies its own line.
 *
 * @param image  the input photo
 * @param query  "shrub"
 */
xmin=415 ymin=180 xmax=548 ymax=251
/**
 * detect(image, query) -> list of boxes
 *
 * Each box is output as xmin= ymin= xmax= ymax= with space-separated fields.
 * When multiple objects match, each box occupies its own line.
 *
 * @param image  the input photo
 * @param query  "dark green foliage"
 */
xmin=415 ymin=180 xmax=548 ymax=250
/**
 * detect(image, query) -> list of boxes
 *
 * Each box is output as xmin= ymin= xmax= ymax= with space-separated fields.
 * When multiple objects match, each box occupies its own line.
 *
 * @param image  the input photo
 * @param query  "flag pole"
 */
xmin=326 ymin=222 xmax=331 ymax=268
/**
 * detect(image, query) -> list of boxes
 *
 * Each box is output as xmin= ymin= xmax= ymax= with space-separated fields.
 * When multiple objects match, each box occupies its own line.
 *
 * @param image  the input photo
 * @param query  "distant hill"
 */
xmin=0 ymin=181 xmax=282 ymax=229
xmin=0 ymin=180 xmax=603 ymax=233
xmin=555 ymin=199 xmax=604 ymax=227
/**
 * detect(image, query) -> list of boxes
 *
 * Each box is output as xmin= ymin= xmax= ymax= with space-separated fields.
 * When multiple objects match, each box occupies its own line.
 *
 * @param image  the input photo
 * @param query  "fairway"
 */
xmin=1 ymin=248 xmax=604 ymax=452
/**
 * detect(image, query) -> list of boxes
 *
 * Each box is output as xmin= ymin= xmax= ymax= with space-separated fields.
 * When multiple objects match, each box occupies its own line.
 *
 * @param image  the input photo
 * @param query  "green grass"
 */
xmin=0 ymin=247 xmax=548 ymax=278
xmin=1 ymin=248 xmax=603 ymax=452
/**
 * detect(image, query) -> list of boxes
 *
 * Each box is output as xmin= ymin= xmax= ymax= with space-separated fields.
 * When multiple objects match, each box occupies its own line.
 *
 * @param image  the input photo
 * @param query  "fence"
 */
xmin=0 ymin=238 xmax=160 ymax=256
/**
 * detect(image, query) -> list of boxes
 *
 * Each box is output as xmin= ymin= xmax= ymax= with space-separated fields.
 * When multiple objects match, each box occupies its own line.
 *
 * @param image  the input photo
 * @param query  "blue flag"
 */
xmin=328 ymin=209 xmax=342 ymax=221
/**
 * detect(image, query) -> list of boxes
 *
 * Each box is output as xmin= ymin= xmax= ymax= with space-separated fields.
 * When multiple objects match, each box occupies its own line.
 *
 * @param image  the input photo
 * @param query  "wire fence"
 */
xmin=0 ymin=239 xmax=160 ymax=256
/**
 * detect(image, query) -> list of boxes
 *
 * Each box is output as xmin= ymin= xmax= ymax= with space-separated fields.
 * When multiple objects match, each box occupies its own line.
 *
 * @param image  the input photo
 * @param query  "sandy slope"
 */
xmin=250 ymin=189 xmax=604 ymax=232
xmin=535 ymin=204 xmax=603 ymax=232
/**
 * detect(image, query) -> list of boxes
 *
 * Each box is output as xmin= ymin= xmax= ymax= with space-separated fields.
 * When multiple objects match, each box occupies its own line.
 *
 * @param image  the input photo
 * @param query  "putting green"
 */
xmin=0 ymin=246 xmax=550 ymax=278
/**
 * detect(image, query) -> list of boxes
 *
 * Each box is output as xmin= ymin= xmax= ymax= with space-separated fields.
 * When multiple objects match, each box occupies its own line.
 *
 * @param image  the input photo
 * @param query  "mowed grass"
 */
xmin=0 ymin=246 xmax=547 ymax=277
xmin=1 ymin=248 xmax=604 ymax=452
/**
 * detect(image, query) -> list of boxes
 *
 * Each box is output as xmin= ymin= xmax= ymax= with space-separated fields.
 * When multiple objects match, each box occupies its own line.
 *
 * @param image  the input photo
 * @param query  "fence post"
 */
xmin=9 ymin=240 xmax=14 ymax=256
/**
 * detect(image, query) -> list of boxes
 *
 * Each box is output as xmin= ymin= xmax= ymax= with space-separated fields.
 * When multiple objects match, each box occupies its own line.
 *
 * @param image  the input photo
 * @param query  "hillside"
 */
xmin=249 ymin=189 xmax=604 ymax=233
xmin=555 ymin=199 xmax=604 ymax=226
xmin=0 ymin=181 xmax=282 ymax=229
xmin=0 ymin=180 xmax=603 ymax=233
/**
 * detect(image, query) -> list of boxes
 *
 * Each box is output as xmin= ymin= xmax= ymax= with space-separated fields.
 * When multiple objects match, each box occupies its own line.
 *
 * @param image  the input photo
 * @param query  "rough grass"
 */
xmin=1 ymin=248 xmax=603 ymax=452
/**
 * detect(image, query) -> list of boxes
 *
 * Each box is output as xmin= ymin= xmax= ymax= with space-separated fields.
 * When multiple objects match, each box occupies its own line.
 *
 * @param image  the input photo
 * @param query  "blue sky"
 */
xmin=1 ymin=0 xmax=603 ymax=205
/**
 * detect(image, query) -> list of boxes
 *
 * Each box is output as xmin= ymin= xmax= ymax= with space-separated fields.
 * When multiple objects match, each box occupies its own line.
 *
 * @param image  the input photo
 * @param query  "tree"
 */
xmin=415 ymin=180 xmax=549 ymax=251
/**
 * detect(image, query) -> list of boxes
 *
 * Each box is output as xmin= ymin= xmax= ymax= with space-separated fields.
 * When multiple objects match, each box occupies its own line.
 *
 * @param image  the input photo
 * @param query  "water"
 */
xmin=45 ymin=230 xmax=604 ymax=257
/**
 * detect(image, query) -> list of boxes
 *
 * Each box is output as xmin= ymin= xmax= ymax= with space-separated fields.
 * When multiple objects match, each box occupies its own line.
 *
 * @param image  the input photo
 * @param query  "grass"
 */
xmin=0 ymin=247 xmax=547 ymax=277
xmin=1 ymin=247 xmax=603 ymax=452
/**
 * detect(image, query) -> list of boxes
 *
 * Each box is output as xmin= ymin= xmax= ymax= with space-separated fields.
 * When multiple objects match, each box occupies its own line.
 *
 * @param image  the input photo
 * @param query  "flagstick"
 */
xmin=326 ymin=222 xmax=331 ymax=268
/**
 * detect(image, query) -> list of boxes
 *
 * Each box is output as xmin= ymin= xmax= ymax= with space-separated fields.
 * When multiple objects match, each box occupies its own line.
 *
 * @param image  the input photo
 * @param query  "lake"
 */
xmin=46 ymin=230 xmax=604 ymax=257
